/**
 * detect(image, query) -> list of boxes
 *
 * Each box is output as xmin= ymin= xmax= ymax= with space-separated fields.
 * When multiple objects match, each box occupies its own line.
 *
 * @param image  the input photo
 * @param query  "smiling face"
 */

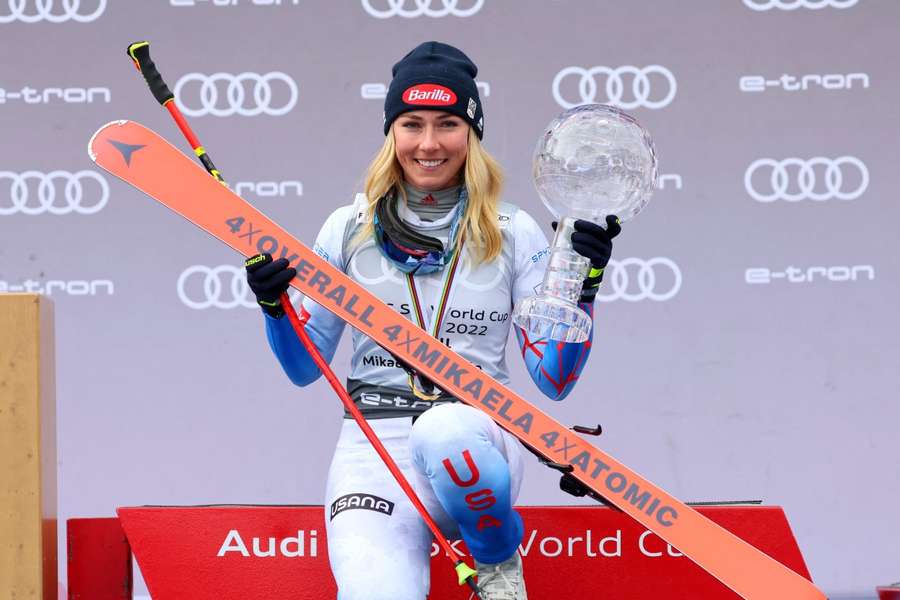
xmin=393 ymin=110 xmax=469 ymax=191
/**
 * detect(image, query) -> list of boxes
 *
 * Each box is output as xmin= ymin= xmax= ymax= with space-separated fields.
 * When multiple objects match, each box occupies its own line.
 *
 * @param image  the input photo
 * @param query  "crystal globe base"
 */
xmin=512 ymin=294 xmax=592 ymax=344
xmin=512 ymin=217 xmax=591 ymax=342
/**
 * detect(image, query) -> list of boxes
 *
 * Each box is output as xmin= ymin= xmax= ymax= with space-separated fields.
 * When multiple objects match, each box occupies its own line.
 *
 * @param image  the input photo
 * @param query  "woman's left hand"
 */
xmin=555 ymin=215 xmax=622 ymax=303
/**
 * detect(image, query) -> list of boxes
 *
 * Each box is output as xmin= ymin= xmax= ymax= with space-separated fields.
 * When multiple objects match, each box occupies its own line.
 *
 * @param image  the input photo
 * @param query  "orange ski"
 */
xmin=89 ymin=120 xmax=825 ymax=600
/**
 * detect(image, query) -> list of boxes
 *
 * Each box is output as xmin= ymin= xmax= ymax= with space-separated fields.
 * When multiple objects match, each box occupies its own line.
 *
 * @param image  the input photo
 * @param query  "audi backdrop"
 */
xmin=1 ymin=1 xmax=897 ymax=598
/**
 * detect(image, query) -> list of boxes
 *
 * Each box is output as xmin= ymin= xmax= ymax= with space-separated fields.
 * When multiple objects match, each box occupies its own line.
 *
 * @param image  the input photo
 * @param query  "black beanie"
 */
xmin=383 ymin=41 xmax=484 ymax=139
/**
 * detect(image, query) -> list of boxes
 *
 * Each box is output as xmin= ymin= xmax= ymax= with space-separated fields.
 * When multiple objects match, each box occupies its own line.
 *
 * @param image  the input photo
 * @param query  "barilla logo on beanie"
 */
xmin=403 ymin=84 xmax=457 ymax=106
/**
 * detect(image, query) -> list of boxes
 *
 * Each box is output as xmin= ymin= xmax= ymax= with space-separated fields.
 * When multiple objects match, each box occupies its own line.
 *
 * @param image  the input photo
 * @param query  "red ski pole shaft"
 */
xmin=125 ymin=40 xmax=480 ymax=596
xmin=126 ymin=41 xmax=225 ymax=184
xmin=283 ymin=305 xmax=480 ymax=593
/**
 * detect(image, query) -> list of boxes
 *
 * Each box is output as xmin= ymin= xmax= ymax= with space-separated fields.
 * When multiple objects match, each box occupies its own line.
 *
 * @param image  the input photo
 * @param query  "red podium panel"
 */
xmin=67 ymin=517 xmax=133 ymax=599
xmin=878 ymin=586 xmax=900 ymax=600
xmin=117 ymin=505 xmax=812 ymax=599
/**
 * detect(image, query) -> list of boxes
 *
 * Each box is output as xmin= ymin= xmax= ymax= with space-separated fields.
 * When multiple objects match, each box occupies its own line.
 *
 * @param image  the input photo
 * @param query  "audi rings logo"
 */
xmin=0 ymin=170 xmax=109 ymax=216
xmin=742 ymin=0 xmax=858 ymax=10
xmin=744 ymin=156 xmax=868 ymax=202
xmin=0 ymin=0 xmax=106 ymax=22
xmin=174 ymin=72 xmax=298 ymax=117
xmin=178 ymin=265 xmax=256 ymax=310
xmin=177 ymin=265 xmax=300 ymax=310
xmin=595 ymin=258 xmax=682 ymax=303
xmin=361 ymin=0 xmax=484 ymax=18
xmin=552 ymin=66 xmax=676 ymax=110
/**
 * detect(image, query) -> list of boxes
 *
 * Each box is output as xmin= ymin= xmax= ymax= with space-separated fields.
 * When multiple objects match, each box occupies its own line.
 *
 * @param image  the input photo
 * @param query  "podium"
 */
xmin=69 ymin=504 xmax=814 ymax=599
xmin=0 ymin=294 xmax=57 ymax=600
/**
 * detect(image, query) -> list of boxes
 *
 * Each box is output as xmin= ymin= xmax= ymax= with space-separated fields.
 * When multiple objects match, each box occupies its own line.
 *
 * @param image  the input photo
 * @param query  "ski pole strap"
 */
xmin=127 ymin=41 xmax=174 ymax=105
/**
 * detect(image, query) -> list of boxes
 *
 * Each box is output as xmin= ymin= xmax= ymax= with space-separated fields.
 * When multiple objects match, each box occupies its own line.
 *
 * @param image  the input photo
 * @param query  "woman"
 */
xmin=244 ymin=41 xmax=619 ymax=600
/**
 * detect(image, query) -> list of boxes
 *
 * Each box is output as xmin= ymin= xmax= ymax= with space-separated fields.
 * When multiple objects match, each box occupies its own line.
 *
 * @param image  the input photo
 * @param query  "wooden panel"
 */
xmin=0 ymin=294 xmax=57 ymax=599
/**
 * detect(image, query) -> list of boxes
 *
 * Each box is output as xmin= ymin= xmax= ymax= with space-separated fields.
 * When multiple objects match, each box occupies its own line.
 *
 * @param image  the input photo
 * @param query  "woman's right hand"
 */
xmin=244 ymin=253 xmax=297 ymax=318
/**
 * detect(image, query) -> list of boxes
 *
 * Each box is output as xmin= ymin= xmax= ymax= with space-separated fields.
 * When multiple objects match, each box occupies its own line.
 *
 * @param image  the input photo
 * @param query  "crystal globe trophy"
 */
xmin=512 ymin=104 xmax=658 ymax=342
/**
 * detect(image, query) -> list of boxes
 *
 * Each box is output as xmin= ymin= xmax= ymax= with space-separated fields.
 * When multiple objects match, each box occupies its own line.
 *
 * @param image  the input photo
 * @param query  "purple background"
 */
xmin=0 ymin=1 xmax=897 ymax=598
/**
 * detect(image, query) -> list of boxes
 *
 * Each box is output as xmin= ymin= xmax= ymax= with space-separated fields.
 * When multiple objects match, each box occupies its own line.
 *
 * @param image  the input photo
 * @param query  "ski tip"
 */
xmin=88 ymin=119 xmax=131 ymax=162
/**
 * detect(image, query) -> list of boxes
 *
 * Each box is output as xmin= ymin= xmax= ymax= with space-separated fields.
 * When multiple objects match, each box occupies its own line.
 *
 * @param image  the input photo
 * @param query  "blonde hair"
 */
xmin=354 ymin=125 xmax=504 ymax=264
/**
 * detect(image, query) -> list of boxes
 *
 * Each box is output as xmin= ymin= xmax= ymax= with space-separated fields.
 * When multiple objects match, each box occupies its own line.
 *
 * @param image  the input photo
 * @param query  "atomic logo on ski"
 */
xmin=108 ymin=139 xmax=147 ymax=166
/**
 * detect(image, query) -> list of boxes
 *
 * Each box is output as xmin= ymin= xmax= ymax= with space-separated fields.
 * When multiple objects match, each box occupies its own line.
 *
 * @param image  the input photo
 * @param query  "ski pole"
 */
xmin=125 ymin=40 xmax=481 ymax=597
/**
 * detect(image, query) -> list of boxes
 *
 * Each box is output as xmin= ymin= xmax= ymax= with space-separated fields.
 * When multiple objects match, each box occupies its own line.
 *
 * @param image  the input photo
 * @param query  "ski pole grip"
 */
xmin=126 ymin=41 xmax=174 ymax=106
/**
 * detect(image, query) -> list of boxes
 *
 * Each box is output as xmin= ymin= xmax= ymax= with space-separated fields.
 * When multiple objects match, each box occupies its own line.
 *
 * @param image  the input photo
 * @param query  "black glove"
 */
xmin=244 ymin=253 xmax=296 ymax=318
xmin=552 ymin=215 xmax=622 ymax=303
